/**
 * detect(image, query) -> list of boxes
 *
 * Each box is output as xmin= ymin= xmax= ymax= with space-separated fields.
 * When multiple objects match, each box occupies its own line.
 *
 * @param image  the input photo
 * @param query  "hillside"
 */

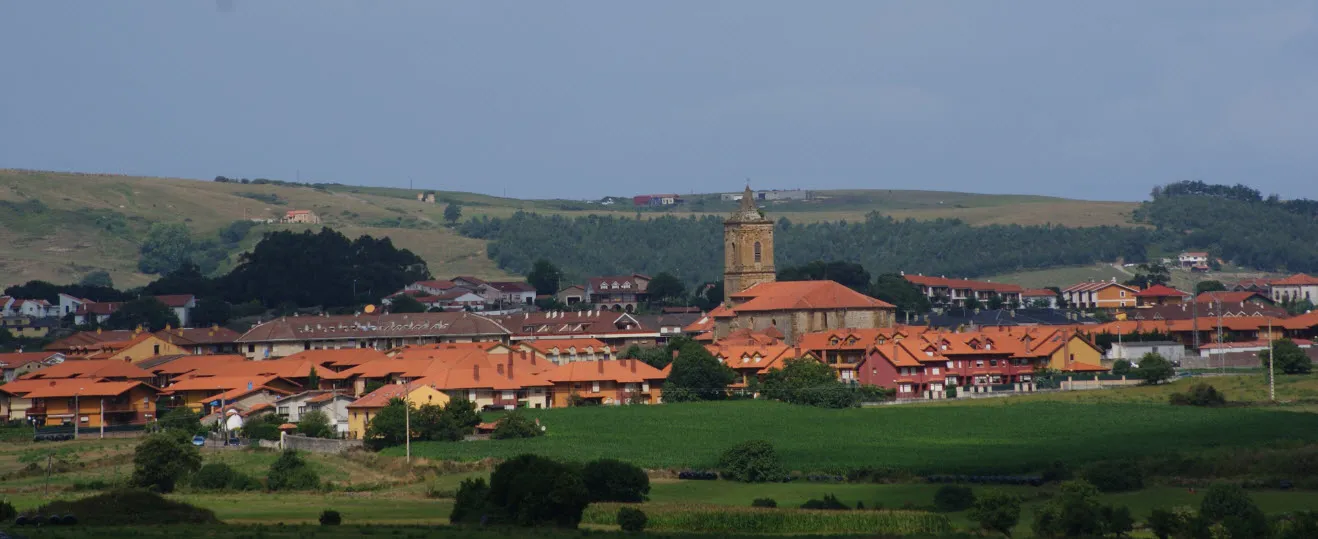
xmin=0 ymin=169 xmax=1139 ymax=289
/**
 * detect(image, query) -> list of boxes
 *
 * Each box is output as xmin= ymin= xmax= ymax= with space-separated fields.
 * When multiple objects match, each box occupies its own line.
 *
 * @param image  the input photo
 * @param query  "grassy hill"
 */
xmin=0 ymin=169 xmax=1139 ymax=289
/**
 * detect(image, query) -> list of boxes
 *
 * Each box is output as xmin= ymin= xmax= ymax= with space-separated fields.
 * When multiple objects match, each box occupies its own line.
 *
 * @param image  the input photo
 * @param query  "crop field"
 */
xmin=394 ymin=399 xmax=1318 ymax=473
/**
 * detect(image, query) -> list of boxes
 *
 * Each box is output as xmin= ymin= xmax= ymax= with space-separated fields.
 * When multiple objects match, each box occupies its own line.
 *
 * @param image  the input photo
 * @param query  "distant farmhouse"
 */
xmin=720 ymin=189 xmax=813 ymax=202
xmin=415 ymin=192 xmax=436 ymax=203
xmin=282 ymin=209 xmax=321 ymax=224
xmin=632 ymin=194 xmax=683 ymax=207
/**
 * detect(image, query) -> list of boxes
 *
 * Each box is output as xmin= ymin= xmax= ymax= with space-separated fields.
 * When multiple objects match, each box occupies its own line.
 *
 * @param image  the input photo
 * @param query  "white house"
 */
xmin=488 ymin=282 xmax=537 ymax=306
xmin=8 ymin=299 xmax=57 ymax=318
xmin=1178 ymin=252 xmax=1209 ymax=268
xmin=1270 ymin=274 xmax=1318 ymax=305
xmin=274 ymin=390 xmax=356 ymax=436
xmin=58 ymin=294 xmax=88 ymax=317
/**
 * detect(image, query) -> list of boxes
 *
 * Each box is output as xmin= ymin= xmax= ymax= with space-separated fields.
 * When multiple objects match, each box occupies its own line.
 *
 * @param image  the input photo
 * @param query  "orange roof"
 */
xmin=20 ymin=380 xmax=154 ymax=399
xmin=903 ymin=275 xmax=1024 ymax=293
xmin=164 ymin=375 xmax=288 ymax=392
xmin=208 ymin=384 xmax=293 ymax=403
xmin=729 ymin=281 xmax=894 ymax=312
xmin=416 ymin=365 xmax=551 ymax=391
xmin=542 ymin=359 xmax=666 ymax=383
xmin=1283 ymin=310 xmax=1318 ymax=330
xmin=520 ymin=338 xmax=612 ymax=354
xmin=706 ymin=342 xmax=801 ymax=374
xmin=276 ymin=348 xmax=391 ymax=368
xmin=1021 ymin=288 xmax=1057 ymax=297
xmin=684 ymin=312 xmax=717 ymax=332
xmin=243 ymin=402 xmax=274 ymax=416
xmin=1136 ymin=284 xmax=1189 ymax=298
xmin=44 ymin=330 xmax=140 ymax=352
xmin=146 ymin=354 xmax=248 ymax=376
xmin=798 ymin=328 xmax=899 ymax=352
xmin=1059 ymin=362 xmax=1109 ymax=373
xmin=1163 ymin=316 xmax=1286 ymax=333
xmin=19 ymin=359 xmax=154 ymax=381
xmin=1196 ymin=291 xmax=1270 ymax=304
xmin=868 ymin=340 xmax=927 ymax=368
xmin=347 ymin=383 xmax=432 ymax=409
xmin=1271 ymin=273 xmax=1318 ymax=286
xmin=2 ymin=378 xmax=107 ymax=397
xmin=0 ymin=351 xmax=63 ymax=369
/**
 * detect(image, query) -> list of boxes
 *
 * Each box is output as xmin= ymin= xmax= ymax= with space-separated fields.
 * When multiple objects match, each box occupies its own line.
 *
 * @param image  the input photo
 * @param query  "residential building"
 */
xmin=586 ymin=274 xmax=652 ymax=312
xmin=1270 ymin=274 xmax=1318 ymax=304
xmin=542 ymin=359 xmax=666 ymax=406
xmin=417 ymin=364 xmax=553 ymax=410
xmin=903 ymin=275 xmax=1025 ymax=308
xmin=496 ymin=310 xmax=660 ymax=348
xmin=1196 ymin=291 xmax=1274 ymax=307
xmin=1 ymin=316 xmax=59 ymax=339
xmin=161 ymin=375 xmax=301 ymax=414
xmin=724 ymin=185 xmax=775 ymax=301
xmin=154 ymin=327 xmax=243 ymax=355
xmin=1231 ymin=278 xmax=1274 ymax=293
xmin=346 ymin=383 xmax=451 ymax=440
xmin=0 ymin=351 xmax=65 ymax=382
xmin=1062 ymin=280 xmax=1140 ymax=310
xmin=708 ymin=329 xmax=815 ymax=387
xmin=1021 ymin=289 xmax=1060 ymax=309
xmin=556 ymin=285 xmax=586 ymax=305
xmin=1178 ymin=252 xmax=1209 ymax=268
xmin=1108 ymin=341 xmax=1187 ymax=363
xmin=926 ymin=308 xmax=1096 ymax=329
xmin=58 ymin=293 xmax=87 ymax=317
xmin=235 ymin=312 xmax=511 ymax=359
xmin=136 ymin=354 xmax=249 ymax=387
xmin=517 ymin=338 xmax=615 ymax=364
xmin=5 ymin=299 xmax=58 ymax=318
xmin=487 ymin=282 xmax=537 ymax=306
xmin=1121 ymin=301 xmax=1287 ymax=321
xmin=72 ymin=294 xmax=196 ymax=327
xmin=1135 ymin=285 xmax=1190 ymax=307
xmin=63 ymin=332 xmax=189 ymax=362
xmin=18 ymin=380 xmax=160 ymax=427
xmin=712 ymin=280 xmax=896 ymax=345
xmin=405 ymin=280 xmax=462 ymax=296
xmin=386 ymin=289 xmax=487 ymax=312
xmin=274 ymin=390 xmax=355 ymax=435
xmin=632 ymin=194 xmax=682 ymax=206
xmin=19 ymin=359 xmax=155 ymax=383
xmin=155 ymin=295 xmax=198 ymax=327
xmin=282 ymin=209 xmax=321 ymax=224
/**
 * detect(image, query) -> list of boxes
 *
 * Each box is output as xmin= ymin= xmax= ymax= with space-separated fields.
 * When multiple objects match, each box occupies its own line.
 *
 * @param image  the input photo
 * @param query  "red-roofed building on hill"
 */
xmin=1135 ymin=284 xmax=1190 ymax=307
xmin=1269 ymin=274 xmax=1318 ymax=305
xmin=712 ymin=280 xmax=895 ymax=345
xmin=0 ymin=351 xmax=65 ymax=382
xmin=903 ymin=275 xmax=1025 ymax=308
xmin=72 ymin=294 xmax=196 ymax=327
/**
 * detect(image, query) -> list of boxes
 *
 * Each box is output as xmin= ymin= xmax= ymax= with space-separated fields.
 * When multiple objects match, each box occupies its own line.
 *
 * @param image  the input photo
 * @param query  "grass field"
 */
xmin=393 ymin=398 xmax=1318 ymax=473
xmin=0 ymin=168 xmax=1137 ymax=288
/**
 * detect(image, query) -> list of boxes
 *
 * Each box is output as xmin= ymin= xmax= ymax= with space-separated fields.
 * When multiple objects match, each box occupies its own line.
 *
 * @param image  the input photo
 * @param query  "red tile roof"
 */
xmin=729 ymin=281 xmax=894 ymax=312
xmin=154 ymin=327 xmax=241 ymax=345
xmin=19 ymin=359 xmax=154 ymax=381
xmin=346 ymin=383 xmax=427 ymax=409
xmin=164 ymin=375 xmax=289 ymax=392
xmin=1195 ymin=291 xmax=1270 ymax=304
xmin=520 ymin=338 xmax=612 ymax=354
xmin=1021 ymin=289 xmax=1057 ymax=297
xmin=236 ymin=312 xmax=511 ymax=342
xmin=20 ymin=380 xmax=155 ymax=399
xmin=276 ymin=348 xmax=391 ymax=368
xmin=0 ymin=352 xmax=63 ymax=369
xmin=1063 ymin=281 xmax=1138 ymax=293
xmin=541 ymin=359 xmax=666 ymax=383
xmin=154 ymin=295 xmax=196 ymax=308
xmin=1271 ymin=273 xmax=1318 ymax=286
xmin=1136 ymin=284 xmax=1189 ymax=298
xmin=144 ymin=354 xmax=248 ymax=376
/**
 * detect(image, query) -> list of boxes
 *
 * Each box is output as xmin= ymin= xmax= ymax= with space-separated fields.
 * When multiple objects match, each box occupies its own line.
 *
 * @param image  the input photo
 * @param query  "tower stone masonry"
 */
xmin=724 ymin=185 xmax=776 ymax=302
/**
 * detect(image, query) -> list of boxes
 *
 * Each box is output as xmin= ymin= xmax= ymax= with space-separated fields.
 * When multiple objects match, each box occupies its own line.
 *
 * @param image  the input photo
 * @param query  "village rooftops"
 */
xmin=164 ymin=375 xmax=300 ymax=392
xmin=494 ymin=311 xmax=656 ymax=339
xmin=0 ymin=351 xmax=64 ymax=370
xmin=154 ymin=326 xmax=242 ymax=345
xmin=1195 ymin=291 xmax=1270 ymax=304
xmin=725 ymin=280 xmax=895 ymax=313
xmin=1135 ymin=285 xmax=1190 ymax=298
xmin=276 ymin=348 xmax=392 ymax=369
xmin=1270 ymin=273 xmax=1318 ymax=286
xmin=542 ymin=359 xmax=665 ymax=384
xmin=137 ymin=354 xmax=247 ymax=375
xmin=903 ymin=275 xmax=1025 ymax=293
xmin=236 ymin=312 xmax=512 ymax=343
xmin=17 ymin=380 xmax=154 ymax=399
xmin=19 ymin=359 xmax=154 ymax=381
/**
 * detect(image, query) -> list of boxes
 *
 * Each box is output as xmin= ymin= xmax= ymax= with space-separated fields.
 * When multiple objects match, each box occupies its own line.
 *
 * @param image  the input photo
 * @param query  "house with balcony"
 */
xmin=1062 ymin=279 xmax=1140 ymax=310
xmin=542 ymin=359 xmax=666 ymax=406
xmin=586 ymin=274 xmax=652 ymax=312
xmin=902 ymin=274 xmax=1025 ymax=308
xmin=17 ymin=380 xmax=160 ymax=428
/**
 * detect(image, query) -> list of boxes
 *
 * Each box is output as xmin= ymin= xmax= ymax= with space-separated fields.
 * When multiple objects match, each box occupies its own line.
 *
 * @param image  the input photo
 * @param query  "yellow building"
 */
xmin=1 ymin=316 xmax=57 ymax=339
xmin=78 ymin=332 xmax=189 ymax=362
xmin=1034 ymin=332 xmax=1106 ymax=372
xmin=22 ymin=381 xmax=159 ymax=427
xmin=345 ymin=383 xmax=450 ymax=440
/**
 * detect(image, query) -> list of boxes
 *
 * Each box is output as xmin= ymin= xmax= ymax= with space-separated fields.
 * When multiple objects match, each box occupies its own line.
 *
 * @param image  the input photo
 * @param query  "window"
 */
xmin=946 ymin=361 xmax=954 ymax=368
xmin=153 ymin=344 xmax=160 ymax=355
xmin=931 ymin=367 xmax=940 ymax=375
xmin=990 ymin=360 xmax=998 ymax=367
xmin=899 ymin=384 xmax=912 ymax=393
xmin=753 ymin=242 xmax=762 ymax=263
xmin=248 ymin=344 xmax=256 ymax=353
xmin=502 ymin=391 xmax=514 ymax=400
xmin=591 ymin=381 xmax=600 ymax=393
xmin=303 ymin=341 xmax=311 ymax=351
xmin=975 ymin=360 xmax=984 ymax=368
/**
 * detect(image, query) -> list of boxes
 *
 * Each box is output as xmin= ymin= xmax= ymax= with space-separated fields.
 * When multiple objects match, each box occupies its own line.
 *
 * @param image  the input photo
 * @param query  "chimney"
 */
xmin=497 ymin=364 xmax=505 ymax=375
xmin=598 ymin=358 xmax=605 ymax=374
xmin=794 ymin=345 xmax=801 ymax=358
xmin=521 ymin=350 xmax=528 ymax=361
xmin=473 ymin=364 xmax=480 ymax=381
xmin=507 ymin=355 xmax=514 ymax=379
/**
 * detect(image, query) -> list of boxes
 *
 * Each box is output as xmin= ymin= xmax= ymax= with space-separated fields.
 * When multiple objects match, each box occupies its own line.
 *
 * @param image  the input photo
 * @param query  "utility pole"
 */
xmin=404 ymin=385 xmax=411 ymax=463
xmin=1216 ymin=299 xmax=1225 ymax=375
xmin=1268 ymin=320 xmax=1276 ymax=402
xmin=73 ymin=391 xmax=80 ymax=440
xmin=99 ymin=398 xmax=104 ymax=439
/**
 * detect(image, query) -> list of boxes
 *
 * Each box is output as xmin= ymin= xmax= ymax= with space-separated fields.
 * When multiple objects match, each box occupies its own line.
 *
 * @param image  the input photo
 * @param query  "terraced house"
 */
xmin=1062 ymin=279 xmax=1139 ymax=310
xmin=235 ymin=312 xmax=511 ymax=358
xmin=902 ymin=275 xmax=1025 ymax=307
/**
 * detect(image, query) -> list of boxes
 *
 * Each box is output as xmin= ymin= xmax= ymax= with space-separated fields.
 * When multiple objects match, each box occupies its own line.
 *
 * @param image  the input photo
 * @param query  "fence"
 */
xmin=274 ymin=432 xmax=363 ymax=454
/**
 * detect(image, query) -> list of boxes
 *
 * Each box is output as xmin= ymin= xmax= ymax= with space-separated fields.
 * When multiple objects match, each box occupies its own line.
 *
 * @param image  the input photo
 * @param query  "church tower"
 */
xmin=724 ymin=185 xmax=776 ymax=302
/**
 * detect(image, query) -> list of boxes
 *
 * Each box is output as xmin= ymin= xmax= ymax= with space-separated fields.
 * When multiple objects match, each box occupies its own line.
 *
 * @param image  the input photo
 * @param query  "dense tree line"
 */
xmin=462 ymin=211 xmax=1151 ymax=286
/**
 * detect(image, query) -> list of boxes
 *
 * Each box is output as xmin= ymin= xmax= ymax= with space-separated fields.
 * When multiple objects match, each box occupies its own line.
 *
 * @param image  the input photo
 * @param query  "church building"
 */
xmin=714 ymin=186 xmax=896 ymax=344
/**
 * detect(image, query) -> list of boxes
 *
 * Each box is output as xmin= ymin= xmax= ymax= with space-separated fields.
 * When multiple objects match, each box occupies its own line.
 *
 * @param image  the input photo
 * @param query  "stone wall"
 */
xmin=280 ymin=433 xmax=363 ymax=454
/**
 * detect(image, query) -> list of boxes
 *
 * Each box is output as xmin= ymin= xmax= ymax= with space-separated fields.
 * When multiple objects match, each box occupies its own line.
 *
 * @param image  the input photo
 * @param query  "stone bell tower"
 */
xmin=724 ymin=185 xmax=776 ymax=302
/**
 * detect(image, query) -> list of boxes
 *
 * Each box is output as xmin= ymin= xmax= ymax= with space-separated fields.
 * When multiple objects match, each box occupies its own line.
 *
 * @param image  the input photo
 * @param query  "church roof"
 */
xmin=729 ymin=281 xmax=895 ymax=312
xmin=726 ymin=185 xmax=769 ymax=223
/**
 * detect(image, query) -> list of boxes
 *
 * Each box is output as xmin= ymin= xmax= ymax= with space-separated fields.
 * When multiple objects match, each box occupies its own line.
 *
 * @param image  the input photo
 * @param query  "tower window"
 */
xmin=753 ymin=242 xmax=762 ymax=263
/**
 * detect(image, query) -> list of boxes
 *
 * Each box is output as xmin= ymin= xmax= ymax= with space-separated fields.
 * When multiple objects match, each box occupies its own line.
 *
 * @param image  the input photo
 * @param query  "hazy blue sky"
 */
xmin=2 ymin=2 xmax=1316 ymax=200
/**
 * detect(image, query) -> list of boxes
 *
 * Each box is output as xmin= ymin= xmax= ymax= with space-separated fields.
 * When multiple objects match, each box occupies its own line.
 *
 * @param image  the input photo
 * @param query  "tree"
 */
xmin=664 ymin=341 xmax=735 ymax=402
xmin=104 ymin=297 xmax=181 ymax=332
xmin=156 ymin=406 xmax=203 ymax=435
xmin=138 ymin=223 xmax=197 ymax=275
xmin=691 ymin=281 xmax=725 ymax=311
xmin=191 ymin=297 xmax=233 ymax=327
xmin=582 ymin=459 xmax=650 ymax=502
xmin=363 ymin=399 xmax=409 ymax=450
xmin=491 ymin=409 xmax=543 ymax=439
xmin=620 ymin=345 xmax=673 ymax=369
xmin=1134 ymin=352 xmax=1175 ymax=385
xmin=718 ymin=440 xmax=787 ymax=483
xmin=444 ymin=202 xmax=463 ymax=225
xmin=969 ymin=490 xmax=1021 ymax=537
xmin=485 ymin=454 xmax=590 ymax=528
xmin=1125 ymin=263 xmax=1171 ymax=289
xmin=1260 ymin=338 xmax=1312 ymax=374
xmin=526 ymin=259 xmax=562 ymax=296
xmin=130 ymin=432 xmax=202 ymax=493
xmin=869 ymin=273 xmax=931 ymax=315
xmin=778 ymin=260 xmax=871 ymax=293
xmin=306 ymin=366 xmax=320 ymax=390
xmin=1031 ymin=479 xmax=1134 ymax=538
xmin=646 ymin=272 xmax=686 ymax=305
xmin=1111 ymin=359 xmax=1131 ymax=376
xmin=297 ymin=409 xmax=334 ymax=439
xmin=933 ymin=485 xmax=976 ymax=512
xmin=450 ymin=477 xmax=493 ymax=524
xmin=1196 ymin=280 xmax=1227 ymax=294
xmin=267 ymin=449 xmax=320 ymax=491
xmin=1200 ymin=483 xmax=1269 ymax=539
xmin=616 ymin=507 xmax=647 ymax=533
xmin=987 ymin=294 xmax=1006 ymax=310
xmin=80 ymin=270 xmax=114 ymax=289
xmin=141 ymin=262 xmax=217 ymax=298
xmin=242 ymin=413 xmax=282 ymax=441
xmin=760 ymin=357 xmax=862 ymax=408
xmin=389 ymin=294 xmax=427 ymax=313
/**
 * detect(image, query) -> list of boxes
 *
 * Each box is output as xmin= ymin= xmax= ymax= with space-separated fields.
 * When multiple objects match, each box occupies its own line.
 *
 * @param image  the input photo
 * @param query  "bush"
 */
xmin=800 ymin=493 xmax=850 ymax=510
xmin=1111 ymin=359 xmax=1132 ymax=376
xmin=1135 ymin=352 xmax=1175 ymax=385
xmin=1200 ymin=483 xmax=1269 ymax=539
xmin=1147 ymin=507 xmax=1191 ymax=539
xmin=1041 ymin=460 xmax=1072 ymax=483
xmin=156 ymin=407 xmax=204 ymax=436
xmin=1080 ymin=461 xmax=1144 ymax=493
xmin=319 ymin=509 xmax=341 ymax=526
xmin=486 ymin=454 xmax=590 ymax=528
xmin=748 ymin=497 xmax=778 ymax=508
xmin=491 ymin=409 xmax=543 ymax=440
xmin=933 ymin=484 xmax=975 ymax=512
xmin=190 ymin=462 xmax=259 ymax=491
xmin=969 ymin=490 xmax=1021 ymax=538
xmin=1260 ymin=338 xmax=1313 ymax=375
xmin=33 ymin=490 xmax=219 ymax=525
xmin=1170 ymin=383 xmax=1228 ymax=407
xmin=1032 ymin=480 xmax=1133 ymax=538
xmin=582 ymin=458 xmax=650 ymax=502
xmin=617 ymin=507 xmax=647 ymax=532
xmin=297 ymin=410 xmax=335 ymax=439
xmin=1275 ymin=511 xmax=1318 ymax=539
xmin=131 ymin=432 xmax=202 ymax=493
xmin=450 ymin=477 xmax=493 ymax=524
xmin=718 ymin=440 xmax=787 ymax=483
xmin=0 ymin=500 xmax=15 ymax=522
xmin=267 ymin=450 xmax=320 ymax=491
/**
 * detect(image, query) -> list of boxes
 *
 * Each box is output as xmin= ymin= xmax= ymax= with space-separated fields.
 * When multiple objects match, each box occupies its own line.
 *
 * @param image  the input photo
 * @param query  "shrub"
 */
xmin=718 ymin=440 xmax=787 ymax=483
xmin=1260 ymin=338 xmax=1313 ymax=375
xmin=1032 ymin=480 xmax=1134 ymax=538
xmin=449 ymin=477 xmax=493 ymax=524
xmin=617 ymin=507 xmax=647 ymax=532
xmin=491 ymin=410 xmax=543 ymax=440
xmin=969 ymin=490 xmax=1020 ymax=538
xmin=486 ymin=454 xmax=590 ymax=528
xmin=1170 ymin=383 xmax=1227 ymax=407
xmin=0 ymin=500 xmax=15 ymax=522
xmin=1041 ymin=460 xmax=1072 ymax=483
xmin=297 ymin=410 xmax=335 ymax=439
xmin=33 ymin=490 xmax=219 ymax=525
xmin=319 ymin=509 xmax=341 ymax=526
xmin=582 ymin=458 xmax=650 ymax=502
xmin=267 ymin=450 xmax=320 ymax=491
xmin=800 ymin=493 xmax=850 ymax=510
xmin=131 ymin=432 xmax=202 ymax=493
xmin=156 ymin=406 xmax=203 ymax=436
xmin=1080 ymin=461 xmax=1144 ymax=492
xmin=1276 ymin=511 xmax=1318 ymax=539
xmin=1200 ymin=483 xmax=1269 ymax=539
xmin=1135 ymin=352 xmax=1175 ymax=385
xmin=933 ymin=484 xmax=975 ymax=512
xmin=242 ymin=413 xmax=283 ymax=442
xmin=1147 ymin=507 xmax=1190 ymax=539
xmin=1111 ymin=359 xmax=1132 ymax=376
xmin=751 ymin=498 xmax=777 ymax=508
xmin=190 ymin=462 xmax=259 ymax=491
xmin=1104 ymin=505 xmax=1134 ymax=537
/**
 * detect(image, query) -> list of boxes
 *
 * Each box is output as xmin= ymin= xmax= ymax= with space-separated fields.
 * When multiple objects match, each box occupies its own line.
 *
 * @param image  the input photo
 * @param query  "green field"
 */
xmin=0 ymin=168 xmax=1137 ymax=288
xmin=392 ymin=398 xmax=1318 ymax=473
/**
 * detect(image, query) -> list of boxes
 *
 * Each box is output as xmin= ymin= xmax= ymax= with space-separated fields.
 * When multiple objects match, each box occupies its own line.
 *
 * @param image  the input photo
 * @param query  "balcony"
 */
xmin=26 ymin=406 xmax=47 ymax=416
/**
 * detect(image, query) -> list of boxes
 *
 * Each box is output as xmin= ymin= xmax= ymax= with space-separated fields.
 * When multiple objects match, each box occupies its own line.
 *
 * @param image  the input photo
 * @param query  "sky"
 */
xmin=1 ymin=2 xmax=1316 ymax=201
